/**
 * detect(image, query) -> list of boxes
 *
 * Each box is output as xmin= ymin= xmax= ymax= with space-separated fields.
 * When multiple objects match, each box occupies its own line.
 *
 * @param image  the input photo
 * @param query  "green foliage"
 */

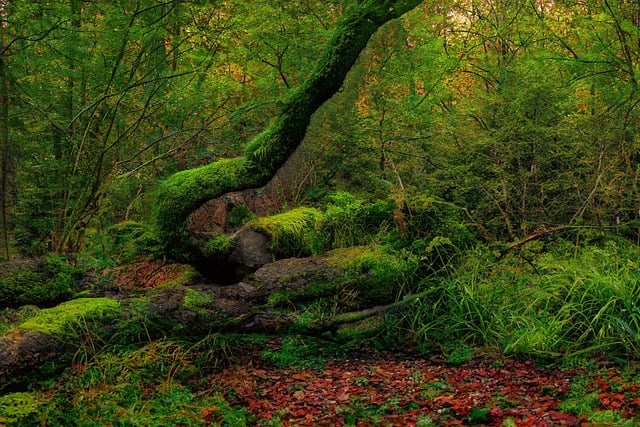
xmin=182 ymin=289 xmax=213 ymax=315
xmin=227 ymin=204 xmax=256 ymax=228
xmin=468 ymin=406 xmax=490 ymax=424
xmin=343 ymin=246 xmax=421 ymax=305
xmin=97 ymin=221 xmax=163 ymax=264
xmin=0 ymin=305 xmax=39 ymax=336
xmin=445 ymin=344 xmax=475 ymax=366
xmin=404 ymin=195 xmax=476 ymax=251
xmin=250 ymin=207 xmax=324 ymax=257
xmin=261 ymin=335 xmax=328 ymax=369
xmin=0 ymin=254 xmax=82 ymax=308
xmin=203 ymin=234 xmax=237 ymax=258
xmin=40 ymin=340 xmax=253 ymax=426
xmin=0 ymin=392 xmax=47 ymax=426
xmin=18 ymin=298 xmax=120 ymax=336
xmin=319 ymin=192 xmax=396 ymax=249
xmin=410 ymin=238 xmax=640 ymax=359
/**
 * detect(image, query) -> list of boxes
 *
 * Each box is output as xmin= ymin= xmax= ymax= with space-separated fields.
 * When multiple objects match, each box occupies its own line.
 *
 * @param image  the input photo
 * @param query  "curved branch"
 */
xmin=152 ymin=0 xmax=423 ymax=260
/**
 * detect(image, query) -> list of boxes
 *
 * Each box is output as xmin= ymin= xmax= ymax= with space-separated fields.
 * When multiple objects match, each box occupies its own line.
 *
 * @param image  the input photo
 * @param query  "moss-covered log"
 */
xmin=0 ymin=245 xmax=421 ymax=391
xmin=153 ymin=0 xmax=423 ymax=259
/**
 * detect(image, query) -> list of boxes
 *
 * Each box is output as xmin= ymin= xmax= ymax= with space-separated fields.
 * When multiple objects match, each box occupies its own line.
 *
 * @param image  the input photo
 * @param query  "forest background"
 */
xmin=1 ymin=0 xmax=640 ymax=425
xmin=2 ymin=0 xmax=639 ymax=256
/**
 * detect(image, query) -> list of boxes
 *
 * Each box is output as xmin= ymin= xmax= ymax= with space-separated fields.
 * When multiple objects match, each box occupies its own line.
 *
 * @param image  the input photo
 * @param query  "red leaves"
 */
xmin=207 ymin=355 xmax=638 ymax=426
xmin=106 ymin=260 xmax=190 ymax=289
xmin=599 ymin=392 xmax=625 ymax=410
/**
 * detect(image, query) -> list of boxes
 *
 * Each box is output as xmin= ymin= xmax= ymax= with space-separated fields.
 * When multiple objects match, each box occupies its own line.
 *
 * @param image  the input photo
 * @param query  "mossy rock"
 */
xmin=256 ymin=246 xmax=419 ymax=309
xmin=0 ymin=255 xmax=82 ymax=309
xmin=18 ymin=298 xmax=120 ymax=336
xmin=249 ymin=207 xmax=324 ymax=258
xmin=341 ymin=246 xmax=420 ymax=305
xmin=0 ymin=329 xmax=64 ymax=392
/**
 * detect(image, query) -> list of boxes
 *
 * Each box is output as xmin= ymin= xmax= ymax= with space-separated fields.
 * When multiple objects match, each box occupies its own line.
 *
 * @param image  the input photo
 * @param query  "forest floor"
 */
xmin=201 ymin=342 xmax=640 ymax=426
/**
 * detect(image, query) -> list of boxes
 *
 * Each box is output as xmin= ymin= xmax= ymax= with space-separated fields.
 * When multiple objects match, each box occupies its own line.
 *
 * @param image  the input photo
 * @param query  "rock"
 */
xmin=0 ymin=330 xmax=63 ymax=392
xmin=252 ymin=254 xmax=341 ymax=294
xmin=229 ymin=228 xmax=273 ymax=270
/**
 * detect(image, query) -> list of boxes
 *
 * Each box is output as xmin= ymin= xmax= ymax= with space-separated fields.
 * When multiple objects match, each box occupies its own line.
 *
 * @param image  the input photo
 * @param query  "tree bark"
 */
xmin=0 ymin=14 xmax=13 ymax=261
xmin=152 ymin=0 xmax=423 ymax=260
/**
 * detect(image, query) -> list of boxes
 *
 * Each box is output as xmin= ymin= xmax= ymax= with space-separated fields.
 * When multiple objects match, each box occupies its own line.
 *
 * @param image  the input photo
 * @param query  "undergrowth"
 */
xmin=0 ymin=254 xmax=83 ymax=308
xmin=34 ymin=339 xmax=253 ymax=426
xmin=409 ymin=235 xmax=640 ymax=360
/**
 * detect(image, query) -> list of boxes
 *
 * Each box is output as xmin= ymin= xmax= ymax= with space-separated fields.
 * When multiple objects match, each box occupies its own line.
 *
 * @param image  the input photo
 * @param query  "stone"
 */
xmin=229 ymin=228 xmax=273 ymax=270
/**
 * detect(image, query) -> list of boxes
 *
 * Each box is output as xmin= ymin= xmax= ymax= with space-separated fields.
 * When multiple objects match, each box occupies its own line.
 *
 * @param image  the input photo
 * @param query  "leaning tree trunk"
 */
xmin=153 ymin=0 xmax=423 ymax=260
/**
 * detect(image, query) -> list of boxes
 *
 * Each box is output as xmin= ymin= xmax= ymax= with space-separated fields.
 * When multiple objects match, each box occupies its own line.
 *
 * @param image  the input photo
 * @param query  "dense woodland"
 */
xmin=1 ymin=0 xmax=640 ymax=425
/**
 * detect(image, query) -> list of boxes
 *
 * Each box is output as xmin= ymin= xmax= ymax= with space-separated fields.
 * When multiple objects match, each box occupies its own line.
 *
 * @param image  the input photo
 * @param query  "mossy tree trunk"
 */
xmin=153 ymin=0 xmax=423 ymax=259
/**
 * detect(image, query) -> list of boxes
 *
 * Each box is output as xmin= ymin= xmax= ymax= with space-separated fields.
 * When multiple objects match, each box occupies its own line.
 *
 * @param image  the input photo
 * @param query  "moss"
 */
xmin=227 ymin=205 xmax=256 ymax=228
xmin=328 ymin=246 xmax=420 ymax=305
xmin=268 ymin=281 xmax=337 ymax=307
xmin=249 ymin=207 xmax=324 ymax=257
xmin=18 ymin=298 xmax=120 ymax=336
xmin=203 ymin=234 xmax=237 ymax=258
xmin=324 ymin=246 xmax=369 ymax=269
xmin=152 ymin=1 xmax=422 ymax=260
xmin=183 ymin=289 xmax=213 ymax=314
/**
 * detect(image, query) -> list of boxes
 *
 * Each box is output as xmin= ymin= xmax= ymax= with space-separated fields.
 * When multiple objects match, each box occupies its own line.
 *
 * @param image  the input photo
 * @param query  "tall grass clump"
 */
xmin=546 ymin=240 xmax=640 ymax=358
xmin=410 ymin=237 xmax=640 ymax=359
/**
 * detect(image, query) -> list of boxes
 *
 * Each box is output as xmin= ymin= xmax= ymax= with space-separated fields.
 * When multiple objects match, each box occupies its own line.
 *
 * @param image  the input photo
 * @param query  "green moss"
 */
xmin=340 ymin=246 xmax=420 ymax=304
xmin=227 ymin=204 xmax=256 ymax=228
xmin=18 ymin=298 xmax=120 ymax=335
xmin=250 ymin=207 xmax=324 ymax=257
xmin=267 ymin=281 xmax=336 ymax=307
xmin=324 ymin=246 xmax=370 ymax=269
xmin=203 ymin=234 xmax=237 ymax=258
xmin=183 ymin=289 xmax=213 ymax=314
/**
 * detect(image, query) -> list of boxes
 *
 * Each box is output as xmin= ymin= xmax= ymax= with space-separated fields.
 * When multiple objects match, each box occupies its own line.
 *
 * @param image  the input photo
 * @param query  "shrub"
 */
xmin=0 ymin=254 xmax=82 ymax=308
xmin=101 ymin=221 xmax=163 ymax=264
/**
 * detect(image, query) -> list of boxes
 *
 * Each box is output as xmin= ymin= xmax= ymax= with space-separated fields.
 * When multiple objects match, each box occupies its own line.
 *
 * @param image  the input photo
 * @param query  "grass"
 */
xmin=410 ymin=237 xmax=640 ymax=360
xmin=26 ymin=339 xmax=254 ymax=426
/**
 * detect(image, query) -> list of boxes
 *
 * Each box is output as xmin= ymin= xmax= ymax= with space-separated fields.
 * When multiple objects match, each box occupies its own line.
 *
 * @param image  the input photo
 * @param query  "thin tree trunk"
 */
xmin=0 ymin=21 xmax=12 ymax=261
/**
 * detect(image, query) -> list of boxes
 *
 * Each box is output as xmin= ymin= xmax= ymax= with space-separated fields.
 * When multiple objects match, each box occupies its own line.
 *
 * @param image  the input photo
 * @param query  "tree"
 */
xmin=152 ymin=0 xmax=425 ymax=260
xmin=0 ymin=0 xmax=11 ymax=260
xmin=5 ymin=0 xmax=232 ymax=254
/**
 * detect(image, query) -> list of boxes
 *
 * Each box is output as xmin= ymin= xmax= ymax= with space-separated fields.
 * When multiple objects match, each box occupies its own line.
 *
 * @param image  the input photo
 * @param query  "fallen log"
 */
xmin=0 ymin=246 xmax=421 ymax=391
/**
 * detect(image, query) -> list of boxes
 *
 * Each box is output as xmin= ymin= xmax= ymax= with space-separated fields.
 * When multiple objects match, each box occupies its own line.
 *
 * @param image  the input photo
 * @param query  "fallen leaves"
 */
xmin=207 ymin=353 xmax=630 ymax=426
xmin=106 ymin=260 xmax=191 ymax=290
